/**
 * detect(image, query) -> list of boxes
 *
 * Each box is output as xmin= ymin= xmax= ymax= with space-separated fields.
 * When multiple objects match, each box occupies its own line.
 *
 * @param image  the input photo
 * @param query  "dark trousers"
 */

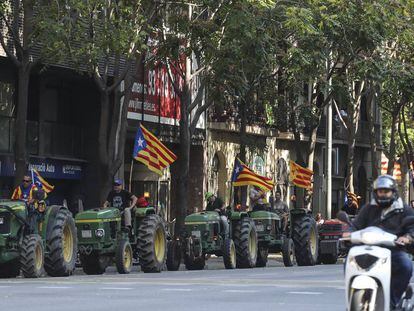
xmin=391 ymin=250 xmax=413 ymax=306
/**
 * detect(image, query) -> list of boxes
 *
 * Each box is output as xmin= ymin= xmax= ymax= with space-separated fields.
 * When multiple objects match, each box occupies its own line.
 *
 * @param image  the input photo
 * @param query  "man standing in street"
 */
xmin=103 ymin=179 xmax=137 ymax=229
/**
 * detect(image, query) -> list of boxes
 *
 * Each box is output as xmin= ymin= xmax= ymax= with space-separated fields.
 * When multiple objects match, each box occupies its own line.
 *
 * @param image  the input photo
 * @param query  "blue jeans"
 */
xmin=391 ymin=250 xmax=413 ymax=306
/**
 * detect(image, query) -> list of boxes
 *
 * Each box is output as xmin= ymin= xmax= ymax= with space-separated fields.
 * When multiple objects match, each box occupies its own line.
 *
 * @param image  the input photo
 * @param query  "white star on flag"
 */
xmin=137 ymin=137 xmax=144 ymax=147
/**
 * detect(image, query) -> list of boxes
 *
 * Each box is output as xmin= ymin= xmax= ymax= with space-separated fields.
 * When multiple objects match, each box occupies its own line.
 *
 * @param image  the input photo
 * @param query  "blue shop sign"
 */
xmin=0 ymin=156 xmax=83 ymax=180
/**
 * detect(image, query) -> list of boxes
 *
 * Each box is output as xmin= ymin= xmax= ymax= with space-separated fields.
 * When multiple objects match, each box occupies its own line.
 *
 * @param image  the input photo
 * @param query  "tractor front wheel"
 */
xmin=320 ymin=253 xmax=337 ymax=265
xmin=115 ymin=239 xmax=133 ymax=274
xmin=0 ymin=259 xmax=20 ymax=278
xmin=166 ymin=240 xmax=182 ymax=271
xmin=223 ymin=239 xmax=236 ymax=269
xmin=20 ymin=234 xmax=44 ymax=278
xmin=233 ymin=218 xmax=258 ymax=268
xmin=256 ymin=246 xmax=269 ymax=267
xmin=80 ymin=253 xmax=107 ymax=275
xmin=137 ymin=214 xmax=167 ymax=273
xmin=45 ymin=208 xmax=77 ymax=276
xmin=291 ymin=213 xmax=318 ymax=266
xmin=282 ymin=238 xmax=296 ymax=267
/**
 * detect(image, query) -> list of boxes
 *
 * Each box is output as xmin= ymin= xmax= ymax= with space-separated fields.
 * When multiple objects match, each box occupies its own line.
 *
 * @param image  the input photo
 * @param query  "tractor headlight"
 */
xmin=266 ymin=225 xmax=272 ymax=231
xmin=95 ymin=229 xmax=105 ymax=238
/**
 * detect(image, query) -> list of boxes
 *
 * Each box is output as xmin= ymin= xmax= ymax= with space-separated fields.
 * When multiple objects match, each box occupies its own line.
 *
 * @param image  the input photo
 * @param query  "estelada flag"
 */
xmin=32 ymin=169 xmax=54 ymax=193
xmin=133 ymin=124 xmax=177 ymax=175
xmin=231 ymin=158 xmax=274 ymax=192
xmin=289 ymin=161 xmax=313 ymax=189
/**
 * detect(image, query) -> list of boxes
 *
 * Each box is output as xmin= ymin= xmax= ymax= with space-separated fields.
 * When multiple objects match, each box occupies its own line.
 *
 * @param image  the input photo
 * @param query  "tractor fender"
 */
xmin=290 ymin=208 xmax=311 ymax=219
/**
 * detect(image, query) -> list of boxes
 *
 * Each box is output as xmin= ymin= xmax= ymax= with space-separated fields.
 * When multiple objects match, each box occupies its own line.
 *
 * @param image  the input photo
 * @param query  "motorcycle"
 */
xmin=338 ymin=212 xmax=414 ymax=311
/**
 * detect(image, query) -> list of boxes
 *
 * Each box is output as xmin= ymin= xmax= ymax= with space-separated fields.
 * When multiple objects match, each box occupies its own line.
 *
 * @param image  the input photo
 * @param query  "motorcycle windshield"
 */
xmin=350 ymin=226 xmax=396 ymax=246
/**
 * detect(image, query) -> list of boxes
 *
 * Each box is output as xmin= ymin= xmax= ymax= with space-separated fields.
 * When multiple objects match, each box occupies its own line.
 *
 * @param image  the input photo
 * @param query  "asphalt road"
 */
xmin=0 ymin=258 xmax=345 ymax=311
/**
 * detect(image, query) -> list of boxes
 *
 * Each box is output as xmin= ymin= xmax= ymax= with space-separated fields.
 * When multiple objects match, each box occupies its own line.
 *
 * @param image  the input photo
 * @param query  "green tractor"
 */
xmin=166 ymin=210 xmax=257 ymax=271
xmin=75 ymin=206 xmax=167 ymax=274
xmin=250 ymin=208 xmax=318 ymax=267
xmin=0 ymin=200 xmax=77 ymax=278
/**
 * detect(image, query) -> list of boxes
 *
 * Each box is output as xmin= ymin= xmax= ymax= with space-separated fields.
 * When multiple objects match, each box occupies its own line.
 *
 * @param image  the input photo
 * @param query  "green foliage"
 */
xmin=35 ymin=0 xmax=151 ymax=76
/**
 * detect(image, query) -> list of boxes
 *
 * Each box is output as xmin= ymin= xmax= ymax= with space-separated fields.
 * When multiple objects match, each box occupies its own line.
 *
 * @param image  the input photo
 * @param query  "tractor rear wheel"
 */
xmin=223 ymin=238 xmax=236 ymax=269
xmin=80 ymin=253 xmax=107 ymax=275
xmin=115 ymin=239 xmax=133 ymax=274
xmin=320 ymin=253 xmax=337 ymax=265
xmin=166 ymin=240 xmax=181 ymax=271
xmin=137 ymin=214 xmax=167 ymax=273
xmin=184 ymin=254 xmax=205 ymax=270
xmin=233 ymin=218 xmax=258 ymax=268
xmin=291 ymin=213 xmax=318 ymax=266
xmin=282 ymin=238 xmax=296 ymax=267
xmin=0 ymin=259 xmax=20 ymax=278
xmin=20 ymin=234 xmax=44 ymax=278
xmin=45 ymin=208 xmax=77 ymax=276
xmin=256 ymin=246 xmax=269 ymax=267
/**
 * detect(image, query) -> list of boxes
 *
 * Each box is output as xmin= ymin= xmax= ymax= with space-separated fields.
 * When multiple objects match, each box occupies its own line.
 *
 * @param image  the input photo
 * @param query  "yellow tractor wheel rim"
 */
xmin=35 ymin=243 xmax=43 ymax=271
xmin=154 ymin=227 xmax=165 ymax=263
xmin=62 ymin=224 xmax=74 ymax=263
xmin=124 ymin=245 xmax=132 ymax=270
xmin=249 ymin=229 xmax=257 ymax=258
xmin=230 ymin=242 xmax=236 ymax=266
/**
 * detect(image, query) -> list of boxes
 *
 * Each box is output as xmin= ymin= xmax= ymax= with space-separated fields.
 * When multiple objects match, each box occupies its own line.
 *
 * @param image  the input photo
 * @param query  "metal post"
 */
xmin=326 ymin=58 xmax=333 ymax=219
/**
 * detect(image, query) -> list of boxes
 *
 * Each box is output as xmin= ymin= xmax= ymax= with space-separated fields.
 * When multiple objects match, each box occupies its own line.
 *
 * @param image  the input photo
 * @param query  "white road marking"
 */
xmin=224 ymin=289 xmax=258 ymax=293
xmin=100 ymin=287 xmax=133 ymax=290
xmin=37 ymin=286 xmax=72 ymax=289
xmin=161 ymin=288 xmax=193 ymax=292
xmin=288 ymin=291 xmax=323 ymax=295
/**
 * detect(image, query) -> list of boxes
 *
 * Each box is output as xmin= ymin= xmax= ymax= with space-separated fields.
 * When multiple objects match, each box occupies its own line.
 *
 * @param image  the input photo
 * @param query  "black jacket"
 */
xmin=352 ymin=198 xmax=414 ymax=237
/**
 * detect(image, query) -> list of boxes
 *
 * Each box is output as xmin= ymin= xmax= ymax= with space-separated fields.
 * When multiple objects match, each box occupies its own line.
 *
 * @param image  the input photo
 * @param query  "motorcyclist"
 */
xmin=347 ymin=175 xmax=414 ymax=309
xmin=205 ymin=192 xmax=229 ymax=236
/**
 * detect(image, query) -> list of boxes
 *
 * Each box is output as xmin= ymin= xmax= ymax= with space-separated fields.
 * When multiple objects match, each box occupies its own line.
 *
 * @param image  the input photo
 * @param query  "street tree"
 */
xmin=36 ymin=0 xmax=157 ymax=204
xmin=0 ymin=0 xmax=42 ymax=186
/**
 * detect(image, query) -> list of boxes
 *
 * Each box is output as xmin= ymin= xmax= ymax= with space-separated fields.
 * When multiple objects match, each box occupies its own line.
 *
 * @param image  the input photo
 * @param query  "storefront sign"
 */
xmin=0 ymin=156 xmax=83 ymax=180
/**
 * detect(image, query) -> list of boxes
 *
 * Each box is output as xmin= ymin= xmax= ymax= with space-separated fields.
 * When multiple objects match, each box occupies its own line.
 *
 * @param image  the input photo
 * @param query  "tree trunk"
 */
xmin=14 ymin=66 xmax=30 ymax=187
xmin=366 ymin=89 xmax=379 ymax=180
xmin=98 ymin=90 xmax=111 ymax=204
xmin=239 ymin=97 xmax=248 ymax=207
xmin=174 ymin=86 xmax=191 ymax=237
xmin=387 ymin=113 xmax=399 ymax=175
xmin=346 ymin=123 xmax=356 ymax=193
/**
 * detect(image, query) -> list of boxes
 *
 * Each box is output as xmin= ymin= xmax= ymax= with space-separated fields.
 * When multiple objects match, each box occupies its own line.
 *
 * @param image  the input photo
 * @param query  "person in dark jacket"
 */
xmin=205 ymin=192 xmax=228 ymax=236
xmin=349 ymin=175 xmax=414 ymax=308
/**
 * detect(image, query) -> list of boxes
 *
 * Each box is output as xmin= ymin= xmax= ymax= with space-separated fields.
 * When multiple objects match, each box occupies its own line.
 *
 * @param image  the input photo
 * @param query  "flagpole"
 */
xmin=129 ymin=159 xmax=134 ymax=192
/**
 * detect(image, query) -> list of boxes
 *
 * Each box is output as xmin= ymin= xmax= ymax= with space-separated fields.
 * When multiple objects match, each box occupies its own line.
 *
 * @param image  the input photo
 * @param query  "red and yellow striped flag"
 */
xmin=289 ymin=161 xmax=313 ymax=189
xmin=231 ymin=158 xmax=274 ymax=191
xmin=133 ymin=124 xmax=177 ymax=175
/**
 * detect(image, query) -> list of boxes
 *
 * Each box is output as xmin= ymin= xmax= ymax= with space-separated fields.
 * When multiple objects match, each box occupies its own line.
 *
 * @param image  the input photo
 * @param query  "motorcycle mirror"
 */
xmin=337 ymin=211 xmax=352 ymax=225
xmin=402 ymin=216 xmax=414 ymax=228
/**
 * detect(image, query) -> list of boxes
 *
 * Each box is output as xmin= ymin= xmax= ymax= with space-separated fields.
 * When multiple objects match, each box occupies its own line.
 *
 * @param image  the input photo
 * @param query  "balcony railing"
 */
xmin=0 ymin=116 xmax=85 ymax=159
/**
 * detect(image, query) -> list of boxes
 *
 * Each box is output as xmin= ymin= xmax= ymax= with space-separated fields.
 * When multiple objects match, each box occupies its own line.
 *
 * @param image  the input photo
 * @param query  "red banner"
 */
xmin=128 ymin=64 xmax=182 ymax=125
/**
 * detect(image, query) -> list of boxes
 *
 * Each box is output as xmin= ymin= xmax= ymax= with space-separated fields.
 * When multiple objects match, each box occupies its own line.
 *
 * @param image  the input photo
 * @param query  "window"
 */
xmin=252 ymin=155 xmax=265 ymax=176
xmin=0 ymin=82 xmax=14 ymax=117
